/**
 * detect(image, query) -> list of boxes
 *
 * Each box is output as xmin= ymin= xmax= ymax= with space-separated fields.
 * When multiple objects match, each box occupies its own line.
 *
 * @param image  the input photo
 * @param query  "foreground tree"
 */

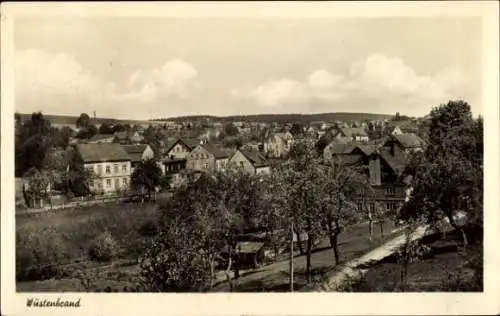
xmin=22 ymin=168 xmax=51 ymax=208
xmin=402 ymin=100 xmax=483 ymax=248
xmin=318 ymin=156 xmax=366 ymax=264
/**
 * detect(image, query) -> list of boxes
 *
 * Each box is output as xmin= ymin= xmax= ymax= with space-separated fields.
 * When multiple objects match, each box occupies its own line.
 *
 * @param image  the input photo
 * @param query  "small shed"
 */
xmin=235 ymin=241 xmax=265 ymax=269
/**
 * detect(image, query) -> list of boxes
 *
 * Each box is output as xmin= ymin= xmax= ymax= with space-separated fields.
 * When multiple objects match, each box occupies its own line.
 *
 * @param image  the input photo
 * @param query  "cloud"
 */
xmin=232 ymin=54 xmax=470 ymax=115
xmin=15 ymin=49 xmax=198 ymax=117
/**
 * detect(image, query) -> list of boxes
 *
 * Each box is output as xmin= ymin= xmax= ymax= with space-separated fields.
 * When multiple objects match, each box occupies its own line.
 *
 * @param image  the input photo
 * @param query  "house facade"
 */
xmin=263 ymin=132 xmax=294 ymax=158
xmin=186 ymin=143 xmax=230 ymax=173
xmin=328 ymin=143 xmax=409 ymax=213
xmin=165 ymin=138 xmax=200 ymax=160
xmin=228 ymin=148 xmax=271 ymax=175
xmin=74 ymin=143 xmax=131 ymax=195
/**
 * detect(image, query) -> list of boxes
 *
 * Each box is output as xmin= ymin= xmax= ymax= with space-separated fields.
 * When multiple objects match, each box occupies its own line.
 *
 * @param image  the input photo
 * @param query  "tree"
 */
xmin=76 ymin=124 xmax=98 ymax=139
xmin=23 ymin=168 xmax=50 ymax=208
xmin=112 ymin=123 xmax=127 ymax=134
xmin=223 ymin=123 xmax=239 ymax=137
xmin=99 ymin=122 xmax=114 ymax=134
xmin=131 ymin=159 xmax=163 ymax=201
xmin=318 ymin=156 xmax=365 ymax=265
xmin=274 ymin=141 xmax=326 ymax=282
xmin=290 ymin=123 xmax=303 ymax=137
xmin=401 ymin=100 xmax=483 ymax=248
xmin=76 ymin=113 xmax=91 ymax=129
xmin=68 ymin=165 xmax=95 ymax=197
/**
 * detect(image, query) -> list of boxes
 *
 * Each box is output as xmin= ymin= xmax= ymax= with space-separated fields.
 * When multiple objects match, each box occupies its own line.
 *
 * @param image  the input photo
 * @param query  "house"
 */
xmin=383 ymin=125 xmax=404 ymax=136
xmin=122 ymin=144 xmax=155 ymax=173
xmin=87 ymin=134 xmax=115 ymax=144
xmin=383 ymin=133 xmax=425 ymax=155
xmin=228 ymin=148 xmax=271 ymax=175
xmin=162 ymin=157 xmax=188 ymax=188
xmin=263 ymin=132 xmax=294 ymax=158
xmin=73 ymin=143 xmax=131 ymax=195
xmin=329 ymin=143 xmax=409 ymax=213
xmin=186 ymin=143 xmax=232 ymax=173
xmin=164 ymin=138 xmax=201 ymax=160
xmin=114 ymin=131 xmax=144 ymax=144
xmin=333 ymin=127 xmax=369 ymax=142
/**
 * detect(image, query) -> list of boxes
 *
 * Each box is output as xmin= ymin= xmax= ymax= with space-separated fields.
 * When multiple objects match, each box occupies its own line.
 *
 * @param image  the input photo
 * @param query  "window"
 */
xmin=122 ymin=178 xmax=127 ymax=186
xmin=386 ymin=187 xmax=396 ymax=195
xmin=106 ymin=179 xmax=112 ymax=188
xmin=97 ymin=182 xmax=102 ymax=189
xmin=115 ymin=178 xmax=120 ymax=189
xmin=106 ymin=165 xmax=111 ymax=174
xmin=122 ymin=164 xmax=127 ymax=172
xmin=114 ymin=164 xmax=119 ymax=174
xmin=203 ymin=162 xmax=209 ymax=169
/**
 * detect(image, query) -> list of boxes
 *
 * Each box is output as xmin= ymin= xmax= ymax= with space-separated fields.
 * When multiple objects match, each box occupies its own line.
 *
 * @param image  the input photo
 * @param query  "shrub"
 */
xmin=16 ymin=227 xmax=71 ymax=282
xmin=138 ymin=220 xmax=158 ymax=237
xmin=88 ymin=231 xmax=119 ymax=262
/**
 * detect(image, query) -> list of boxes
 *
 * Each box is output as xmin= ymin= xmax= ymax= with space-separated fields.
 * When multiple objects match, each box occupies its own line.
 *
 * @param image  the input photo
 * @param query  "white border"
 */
xmin=1 ymin=2 xmax=499 ymax=315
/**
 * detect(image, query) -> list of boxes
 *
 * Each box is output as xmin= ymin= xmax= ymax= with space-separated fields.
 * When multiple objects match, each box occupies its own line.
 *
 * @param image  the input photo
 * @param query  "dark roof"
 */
xmin=337 ymin=127 xmax=368 ymax=137
xmin=391 ymin=133 xmax=425 ymax=149
xmin=353 ymin=144 xmax=378 ymax=156
xmin=122 ymin=144 xmax=150 ymax=163
xmin=239 ymin=148 xmax=269 ymax=168
xmin=235 ymin=241 xmax=265 ymax=254
xmin=88 ymin=134 xmax=115 ymax=142
xmin=331 ymin=154 xmax=364 ymax=166
xmin=165 ymin=138 xmax=200 ymax=153
xmin=326 ymin=143 xmax=356 ymax=154
xmin=75 ymin=143 xmax=131 ymax=163
xmin=200 ymin=143 xmax=230 ymax=159
xmin=378 ymin=148 xmax=407 ymax=176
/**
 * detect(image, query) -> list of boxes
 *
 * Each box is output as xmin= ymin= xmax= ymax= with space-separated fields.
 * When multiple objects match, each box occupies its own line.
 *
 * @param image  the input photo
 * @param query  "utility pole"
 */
xmin=289 ymin=220 xmax=294 ymax=292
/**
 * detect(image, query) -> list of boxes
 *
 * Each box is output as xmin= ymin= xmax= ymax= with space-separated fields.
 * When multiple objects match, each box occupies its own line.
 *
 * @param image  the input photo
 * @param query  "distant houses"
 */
xmin=263 ymin=132 xmax=294 ymax=158
xmin=332 ymin=127 xmax=369 ymax=143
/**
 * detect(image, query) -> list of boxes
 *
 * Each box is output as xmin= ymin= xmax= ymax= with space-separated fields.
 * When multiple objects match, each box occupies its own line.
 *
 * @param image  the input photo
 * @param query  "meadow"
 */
xmin=16 ymin=202 xmax=159 ymax=291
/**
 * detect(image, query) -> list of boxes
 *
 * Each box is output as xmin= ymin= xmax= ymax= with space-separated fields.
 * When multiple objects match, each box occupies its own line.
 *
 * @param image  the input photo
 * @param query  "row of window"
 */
xmin=357 ymin=202 xmax=400 ymax=211
xmin=94 ymin=177 xmax=128 ymax=190
xmin=87 ymin=163 xmax=128 ymax=175
xmin=172 ymin=146 xmax=187 ymax=153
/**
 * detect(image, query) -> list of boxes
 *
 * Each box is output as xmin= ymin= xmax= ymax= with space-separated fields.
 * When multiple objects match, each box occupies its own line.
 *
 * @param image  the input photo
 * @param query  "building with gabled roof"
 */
xmin=333 ymin=127 xmax=369 ymax=142
xmin=122 ymin=144 xmax=155 ymax=173
xmin=164 ymin=138 xmax=202 ymax=160
xmin=186 ymin=143 xmax=232 ymax=173
xmin=73 ymin=143 xmax=131 ymax=194
xmin=263 ymin=131 xmax=295 ymax=158
xmin=228 ymin=147 xmax=271 ymax=175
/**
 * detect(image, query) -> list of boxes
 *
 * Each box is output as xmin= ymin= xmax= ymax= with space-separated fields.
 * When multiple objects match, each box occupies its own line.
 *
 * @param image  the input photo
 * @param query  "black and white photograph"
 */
xmin=1 ymin=2 xmax=499 ymax=315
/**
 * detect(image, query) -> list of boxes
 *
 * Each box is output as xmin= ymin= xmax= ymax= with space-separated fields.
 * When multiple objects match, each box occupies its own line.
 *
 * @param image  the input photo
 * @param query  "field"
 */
xmin=16 ymin=202 xmax=159 ymax=292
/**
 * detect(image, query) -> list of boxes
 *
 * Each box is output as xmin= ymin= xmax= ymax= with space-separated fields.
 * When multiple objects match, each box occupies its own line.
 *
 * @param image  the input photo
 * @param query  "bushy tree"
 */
xmin=76 ymin=113 xmax=91 ymax=129
xmin=131 ymin=159 xmax=163 ymax=200
xmin=402 ymin=100 xmax=483 ymax=247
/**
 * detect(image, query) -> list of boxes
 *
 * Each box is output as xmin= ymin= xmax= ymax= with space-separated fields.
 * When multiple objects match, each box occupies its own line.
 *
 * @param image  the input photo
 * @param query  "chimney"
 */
xmin=369 ymin=155 xmax=381 ymax=186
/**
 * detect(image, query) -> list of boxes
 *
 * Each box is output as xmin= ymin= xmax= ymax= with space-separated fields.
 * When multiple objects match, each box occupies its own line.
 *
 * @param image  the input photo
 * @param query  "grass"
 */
xmin=345 ymin=229 xmax=483 ymax=292
xmin=16 ymin=202 xmax=159 ymax=289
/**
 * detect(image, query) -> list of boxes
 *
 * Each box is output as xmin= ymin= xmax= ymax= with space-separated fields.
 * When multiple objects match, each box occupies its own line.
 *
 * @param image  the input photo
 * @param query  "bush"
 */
xmin=16 ymin=227 xmax=72 ymax=282
xmin=138 ymin=220 xmax=158 ymax=237
xmin=88 ymin=231 xmax=119 ymax=262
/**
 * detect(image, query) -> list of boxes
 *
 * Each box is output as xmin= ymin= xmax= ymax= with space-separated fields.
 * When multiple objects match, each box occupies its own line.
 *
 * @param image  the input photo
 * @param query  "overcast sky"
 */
xmin=14 ymin=16 xmax=482 ymax=120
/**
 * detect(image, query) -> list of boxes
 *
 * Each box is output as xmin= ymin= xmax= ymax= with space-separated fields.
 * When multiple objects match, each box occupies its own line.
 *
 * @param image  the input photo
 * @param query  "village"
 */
xmin=14 ymin=103 xmax=483 ymax=293
xmin=15 ymin=112 xmax=424 ymax=211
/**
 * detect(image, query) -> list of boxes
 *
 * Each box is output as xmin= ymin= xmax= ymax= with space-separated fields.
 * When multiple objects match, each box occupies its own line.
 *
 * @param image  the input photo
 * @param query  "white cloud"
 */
xmin=233 ymin=54 xmax=470 ymax=115
xmin=15 ymin=49 xmax=198 ymax=117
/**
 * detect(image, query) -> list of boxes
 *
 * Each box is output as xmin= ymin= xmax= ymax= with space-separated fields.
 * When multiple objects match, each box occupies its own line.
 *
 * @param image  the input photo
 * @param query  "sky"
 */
xmin=14 ymin=16 xmax=482 ymax=120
